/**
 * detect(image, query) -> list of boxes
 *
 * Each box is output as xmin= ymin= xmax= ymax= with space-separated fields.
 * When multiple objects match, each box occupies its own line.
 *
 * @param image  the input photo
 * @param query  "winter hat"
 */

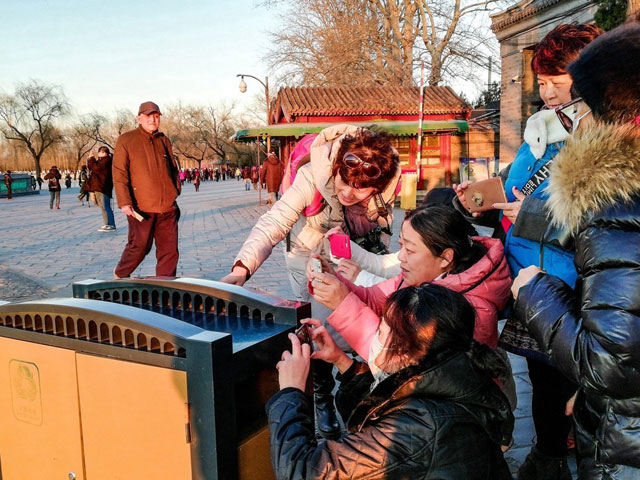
xmin=567 ymin=22 xmax=640 ymax=123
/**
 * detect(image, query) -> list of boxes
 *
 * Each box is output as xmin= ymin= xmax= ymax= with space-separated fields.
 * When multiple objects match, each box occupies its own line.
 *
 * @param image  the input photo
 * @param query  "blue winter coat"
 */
xmin=503 ymin=141 xmax=577 ymax=287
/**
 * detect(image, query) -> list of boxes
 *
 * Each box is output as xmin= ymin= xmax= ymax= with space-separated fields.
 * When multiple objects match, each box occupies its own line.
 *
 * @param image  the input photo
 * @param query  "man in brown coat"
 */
xmin=112 ymin=101 xmax=181 ymax=278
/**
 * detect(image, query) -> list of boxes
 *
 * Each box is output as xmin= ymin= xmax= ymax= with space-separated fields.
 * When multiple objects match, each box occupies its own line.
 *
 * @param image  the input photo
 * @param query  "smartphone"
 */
xmin=463 ymin=177 xmax=508 ymax=213
xmin=311 ymin=258 xmax=322 ymax=273
xmin=329 ymin=233 xmax=351 ymax=259
xmin=294 ymin=324 xmax=313 ymax=348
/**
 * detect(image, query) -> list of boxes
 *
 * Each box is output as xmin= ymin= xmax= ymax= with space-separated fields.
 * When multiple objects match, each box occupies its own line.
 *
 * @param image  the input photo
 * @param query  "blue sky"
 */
xmin=0 ymin=0 xmax=279 ymax=117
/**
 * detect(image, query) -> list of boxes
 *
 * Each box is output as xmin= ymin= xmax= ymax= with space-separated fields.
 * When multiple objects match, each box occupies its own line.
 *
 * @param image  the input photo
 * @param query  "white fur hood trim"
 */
xmin=546 ymin=122 xmax=640 ymax=231
xmin=523 ymin=109 xmax=570 ymax=159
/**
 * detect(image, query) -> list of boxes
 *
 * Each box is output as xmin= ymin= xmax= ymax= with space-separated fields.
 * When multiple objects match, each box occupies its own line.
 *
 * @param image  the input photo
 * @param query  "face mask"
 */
xmin=368 ymin=329 xmax=391 ymax=384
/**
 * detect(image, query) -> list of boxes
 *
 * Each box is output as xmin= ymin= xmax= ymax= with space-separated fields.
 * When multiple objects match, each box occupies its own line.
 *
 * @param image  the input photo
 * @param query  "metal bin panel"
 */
xmin=0 ymin=337 xmax=85 ymax=480
xmin=76 ymin=353 xmax=192 ymax=479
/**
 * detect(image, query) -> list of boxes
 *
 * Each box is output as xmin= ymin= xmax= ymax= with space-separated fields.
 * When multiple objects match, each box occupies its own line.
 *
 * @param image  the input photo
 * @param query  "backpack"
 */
xmin=281 ymin=133 xmax=324 ymax=217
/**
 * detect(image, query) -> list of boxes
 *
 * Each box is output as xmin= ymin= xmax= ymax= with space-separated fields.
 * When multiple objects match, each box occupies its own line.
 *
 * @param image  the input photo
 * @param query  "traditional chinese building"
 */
xmin=234 ymin=86 xmax=496 ymax=190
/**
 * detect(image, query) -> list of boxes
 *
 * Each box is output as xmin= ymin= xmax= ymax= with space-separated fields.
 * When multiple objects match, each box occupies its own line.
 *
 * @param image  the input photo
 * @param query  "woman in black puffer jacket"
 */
xmin=268 ymin=284 xmax=514 ymax=480
xmin=512 ymin=23 xmax=640 ymax=480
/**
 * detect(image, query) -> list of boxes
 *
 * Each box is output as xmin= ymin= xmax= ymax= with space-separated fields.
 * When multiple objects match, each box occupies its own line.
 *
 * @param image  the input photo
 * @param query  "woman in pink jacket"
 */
xmin=309 ymin=204 xmax=512 ymax=361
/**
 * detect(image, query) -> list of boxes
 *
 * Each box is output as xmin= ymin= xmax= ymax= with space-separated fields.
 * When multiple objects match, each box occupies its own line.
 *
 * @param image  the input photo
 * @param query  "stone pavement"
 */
xmin=0 ymin=179 xmax=576 ymax=477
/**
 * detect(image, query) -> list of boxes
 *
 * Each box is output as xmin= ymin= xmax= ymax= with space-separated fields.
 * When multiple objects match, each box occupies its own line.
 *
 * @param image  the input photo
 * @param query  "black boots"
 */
xmin=312 ymin=359 xmax=341 ymax=439
xmin=518 ymin=446 xmax=572 ymax=480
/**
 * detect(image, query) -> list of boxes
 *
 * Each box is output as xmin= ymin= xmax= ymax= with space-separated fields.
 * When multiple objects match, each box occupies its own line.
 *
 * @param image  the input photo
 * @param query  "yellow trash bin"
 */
xmin=400 ymin=172 xmax=418 ymax=210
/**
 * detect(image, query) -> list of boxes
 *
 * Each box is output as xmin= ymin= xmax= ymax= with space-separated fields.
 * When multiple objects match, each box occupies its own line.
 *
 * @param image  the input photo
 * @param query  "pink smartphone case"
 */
xmin=330 ymin=234 xmax=351 ymax=259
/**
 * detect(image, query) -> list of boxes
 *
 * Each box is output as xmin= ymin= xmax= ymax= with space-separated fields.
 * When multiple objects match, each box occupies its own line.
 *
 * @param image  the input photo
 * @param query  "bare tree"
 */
xmin=81 ymin=109 xmax=136 ymax=150
xmin=414 ymin=0 xmax=502 ymax=85
xmin=164 ymin=105 xmax=211 ymax=169
xmin=265 ymin=0 xmax=504 ymax=87
xmin=267 ymin=0 xmax=412 ymax=86
xmin=164 ymin=103 xmax=246 ymax=168
xmin=0 ymin=80 xmax=69 ymax=176
xmin=67 ymin=122 xmax=98 ymax=172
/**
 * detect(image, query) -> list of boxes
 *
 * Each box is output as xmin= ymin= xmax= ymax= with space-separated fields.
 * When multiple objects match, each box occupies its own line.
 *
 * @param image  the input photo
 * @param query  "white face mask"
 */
xmin=368 ymin=329 xmax=391 ymax=384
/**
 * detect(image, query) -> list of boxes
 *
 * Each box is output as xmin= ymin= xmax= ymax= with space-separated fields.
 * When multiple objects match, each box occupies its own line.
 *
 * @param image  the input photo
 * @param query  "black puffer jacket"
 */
xmin=515 ymin=123 xmax=640 ymax=477
xmin=266 ymin=352 xmax=513 ymax=480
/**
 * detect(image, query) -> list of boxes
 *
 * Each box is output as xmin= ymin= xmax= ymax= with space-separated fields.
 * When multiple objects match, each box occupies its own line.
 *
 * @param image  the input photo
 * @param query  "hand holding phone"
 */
xmin=329 ymin=233 xmax=351 ymax=259
xmin=311 ymin=258 xmax=322 ymax=273
xmin=462 ymin=177 xmax=507 ymax=213
xmin=294 ymin=324 xmax=314 ymax=351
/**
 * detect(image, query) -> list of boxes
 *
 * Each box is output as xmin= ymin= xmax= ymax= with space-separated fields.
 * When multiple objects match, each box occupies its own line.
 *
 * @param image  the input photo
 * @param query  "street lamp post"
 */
xmin=237 ymin=73 xmax=271 ymax=205
xmin=237 ymin=74 xmax=270 ymax=126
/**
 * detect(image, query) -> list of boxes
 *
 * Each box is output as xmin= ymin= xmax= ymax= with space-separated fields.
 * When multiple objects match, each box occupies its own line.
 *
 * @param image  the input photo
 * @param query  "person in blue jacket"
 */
xmin=454 ymin=23 xmax=601 ymax=480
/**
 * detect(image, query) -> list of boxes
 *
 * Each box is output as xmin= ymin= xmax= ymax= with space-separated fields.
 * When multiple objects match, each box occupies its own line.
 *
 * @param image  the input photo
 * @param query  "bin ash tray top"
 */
xmin=72 ymin=277 xmax=311 ymax=354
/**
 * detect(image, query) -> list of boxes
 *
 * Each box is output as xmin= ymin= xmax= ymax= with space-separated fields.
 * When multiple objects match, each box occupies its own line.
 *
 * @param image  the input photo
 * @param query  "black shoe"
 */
xmin=312 ymin=359 xmax=342 ymax=439
xmin=518 ymin=446 xmax=572 ymax=480
xmin=314 ymin=393 xmax=341 ymax=439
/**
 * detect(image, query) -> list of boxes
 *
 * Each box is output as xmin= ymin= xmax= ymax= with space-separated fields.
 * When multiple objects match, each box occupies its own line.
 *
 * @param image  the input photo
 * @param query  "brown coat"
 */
xmin=263 ymin=155 xmax=284 ymax=193
xmin=86 ymin=155 xmax=113 ymax=196
xmin=113 ymin=126 xmax=180 ymax=213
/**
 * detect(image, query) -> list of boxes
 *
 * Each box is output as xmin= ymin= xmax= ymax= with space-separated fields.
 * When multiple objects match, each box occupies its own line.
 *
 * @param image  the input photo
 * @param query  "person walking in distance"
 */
xmin=112 ymin=101 xmax=182 ymax=278
xmin=4 ymin=170 xmax=13 ymax=200
xmin=44 ymin=166 xmax=62 ymax=209
xmin=78 ymin=165 xmax=90 ymax=206
xmin=263 ymin=151 xmax=284 ymax=204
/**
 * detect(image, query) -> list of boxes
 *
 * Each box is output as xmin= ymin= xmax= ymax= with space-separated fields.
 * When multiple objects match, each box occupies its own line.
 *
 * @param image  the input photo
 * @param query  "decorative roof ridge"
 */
xmin=491 ymin=0 xmax=563 ymax=32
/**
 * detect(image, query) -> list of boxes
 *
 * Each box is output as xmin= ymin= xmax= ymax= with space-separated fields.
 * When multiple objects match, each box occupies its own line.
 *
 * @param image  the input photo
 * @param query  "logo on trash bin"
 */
xmin=10 ymin=360 xmax=43 ymax=425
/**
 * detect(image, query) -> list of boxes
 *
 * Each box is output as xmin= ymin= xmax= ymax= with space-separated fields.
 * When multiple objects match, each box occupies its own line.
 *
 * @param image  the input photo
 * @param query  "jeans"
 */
xmin=95 ymin=192 xmax=115 ymax=227
xmin=49 ymin=190 xmax=60 ymax=208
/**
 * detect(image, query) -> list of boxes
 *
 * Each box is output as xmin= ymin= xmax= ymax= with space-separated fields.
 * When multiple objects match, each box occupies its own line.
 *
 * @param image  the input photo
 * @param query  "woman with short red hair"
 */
xmin=455 ymin=23 xmax=601 ymax=480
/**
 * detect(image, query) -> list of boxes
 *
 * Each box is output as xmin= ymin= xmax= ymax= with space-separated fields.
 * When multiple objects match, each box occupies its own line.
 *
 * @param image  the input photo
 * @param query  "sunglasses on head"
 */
xmin=555 ymin=97 xmax=591 ymax=133
xmin=342 ymin=152 xmax=381 ymax=180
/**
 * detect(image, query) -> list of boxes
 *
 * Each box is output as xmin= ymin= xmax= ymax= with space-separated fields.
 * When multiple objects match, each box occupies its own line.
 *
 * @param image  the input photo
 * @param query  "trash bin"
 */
xmin=0 ymin=278 xmax=310 ymax=480
xmin=400 ymin=172 xmax=418 ymax=210
xmin=72 ymin=277 xmax=312 ymax=479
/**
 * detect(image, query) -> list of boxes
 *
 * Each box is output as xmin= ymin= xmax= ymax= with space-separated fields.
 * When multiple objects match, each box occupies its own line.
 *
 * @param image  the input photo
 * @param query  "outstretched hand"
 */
xmin=220 ymin=266 xmax=248 ymax=286
xmin=276 ymin=332 xmax=311 ymax=391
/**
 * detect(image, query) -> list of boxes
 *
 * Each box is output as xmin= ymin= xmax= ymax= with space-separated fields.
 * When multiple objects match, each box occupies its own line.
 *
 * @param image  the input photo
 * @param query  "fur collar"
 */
xmin=547 ymin=123 xmax=640 ymax=231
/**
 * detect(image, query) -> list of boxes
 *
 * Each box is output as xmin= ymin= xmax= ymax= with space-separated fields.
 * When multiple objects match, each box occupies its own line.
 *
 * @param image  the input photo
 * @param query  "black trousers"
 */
xmin=527 ymin=357 xmax=577 ymax=457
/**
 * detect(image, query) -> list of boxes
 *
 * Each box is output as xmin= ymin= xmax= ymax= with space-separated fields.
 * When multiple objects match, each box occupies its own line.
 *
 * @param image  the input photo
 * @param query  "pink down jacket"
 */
xmin=327 ymin=236 xmax=512 ymax=359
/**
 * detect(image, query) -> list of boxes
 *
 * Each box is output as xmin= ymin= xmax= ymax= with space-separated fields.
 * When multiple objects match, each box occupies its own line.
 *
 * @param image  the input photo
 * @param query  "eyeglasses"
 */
xmin=555 ymin=97 xmax=591 ymax=133
xmin=342 ymin=153 xmax=381 ymax=180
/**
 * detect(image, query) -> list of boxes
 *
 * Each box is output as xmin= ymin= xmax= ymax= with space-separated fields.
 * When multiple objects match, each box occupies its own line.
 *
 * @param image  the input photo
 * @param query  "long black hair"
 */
xmin=382 ymin=284 xmax=508 ymax=380
xmin=404 ymin=204 xmax=486 ymax=274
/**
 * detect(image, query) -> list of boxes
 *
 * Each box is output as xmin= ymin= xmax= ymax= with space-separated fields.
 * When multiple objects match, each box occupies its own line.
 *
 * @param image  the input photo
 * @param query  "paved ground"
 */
xmin=0 ymin=179 xmax=576 ymax=477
